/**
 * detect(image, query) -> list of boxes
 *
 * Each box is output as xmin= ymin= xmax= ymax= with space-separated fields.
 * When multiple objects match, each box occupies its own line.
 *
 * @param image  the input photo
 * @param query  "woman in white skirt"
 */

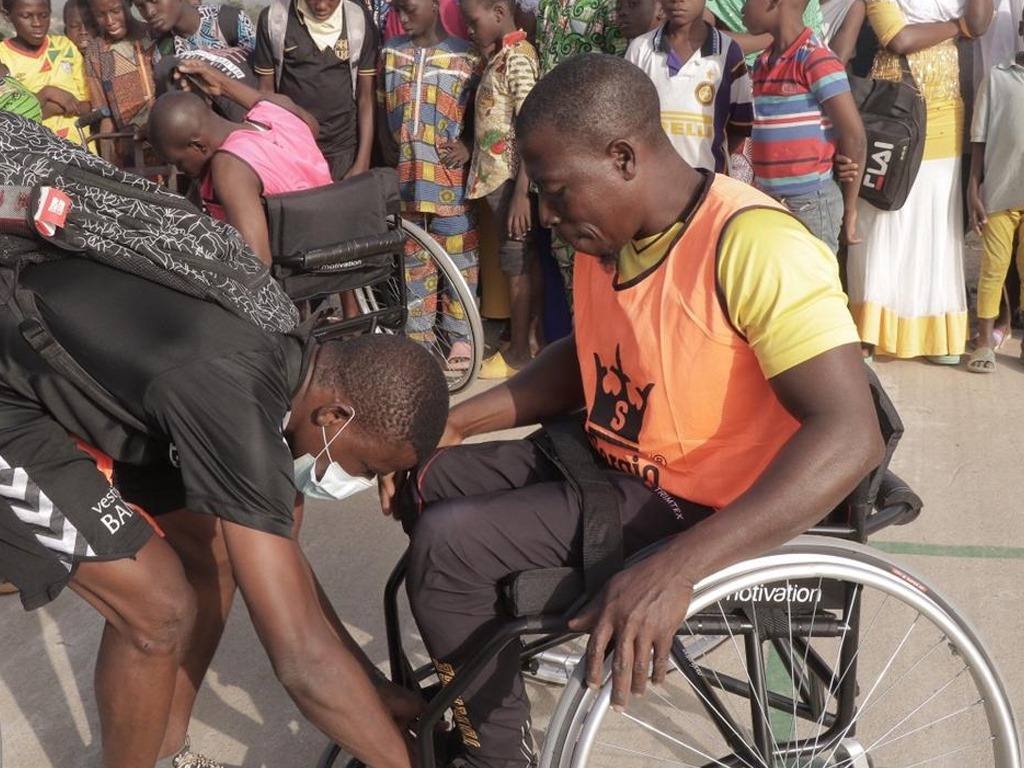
xmin=846 ymin=0 xmax=992 ymax=362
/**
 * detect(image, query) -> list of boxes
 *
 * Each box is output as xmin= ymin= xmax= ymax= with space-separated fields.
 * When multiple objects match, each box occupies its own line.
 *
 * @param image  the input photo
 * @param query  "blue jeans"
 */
xmin=781 ymin=180 xmax=844 ymax=254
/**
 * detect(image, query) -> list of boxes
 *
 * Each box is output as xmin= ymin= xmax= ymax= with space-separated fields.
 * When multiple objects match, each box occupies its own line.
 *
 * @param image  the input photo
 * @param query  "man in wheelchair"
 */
xmin=147 ymin=57 xmax=332 ymax=266
xmin=384 ymin=54 xmax=885 ymax=768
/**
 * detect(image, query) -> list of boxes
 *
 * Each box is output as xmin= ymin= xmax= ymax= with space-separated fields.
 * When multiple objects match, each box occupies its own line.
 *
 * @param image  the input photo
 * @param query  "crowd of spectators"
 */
xmin=3 ymin=0 xmax=1020 ymax=374
xmin=1 ymin=0 xmax=1022 ymax=761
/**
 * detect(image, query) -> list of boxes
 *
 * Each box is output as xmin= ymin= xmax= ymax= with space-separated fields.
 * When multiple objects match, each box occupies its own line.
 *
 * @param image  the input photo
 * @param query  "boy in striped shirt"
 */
xmin=743 ymin=0 xmax=864 ymax=254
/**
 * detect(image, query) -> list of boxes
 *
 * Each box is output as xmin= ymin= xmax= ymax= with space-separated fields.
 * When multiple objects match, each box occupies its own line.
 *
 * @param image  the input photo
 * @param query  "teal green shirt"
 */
xmin=705 ymin=0 xmax=824 ymax=65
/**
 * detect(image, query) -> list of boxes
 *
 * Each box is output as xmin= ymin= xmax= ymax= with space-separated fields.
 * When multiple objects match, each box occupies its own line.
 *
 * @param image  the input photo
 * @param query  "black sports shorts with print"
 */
xmin=0 ymin=390 xmax=161 ymax=610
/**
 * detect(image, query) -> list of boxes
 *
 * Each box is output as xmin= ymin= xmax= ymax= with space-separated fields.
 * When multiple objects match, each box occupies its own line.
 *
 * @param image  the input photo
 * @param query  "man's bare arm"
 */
xmin=822 ymin=91 xmax=866 ymax=244
xmin=211 ymin=152 xmax=273 ymax=266
xmin=344 ymin=74 xmax=376 ymax=179
xmin=221 ymin=521 xmax=412 ymax=767
xmin=177 ymin=59 xmax=320 ymax=137
xmin=570 ymin=343 xmax=885 ymax=709
xmin=445 ymin=333 xmax=585 ymax=443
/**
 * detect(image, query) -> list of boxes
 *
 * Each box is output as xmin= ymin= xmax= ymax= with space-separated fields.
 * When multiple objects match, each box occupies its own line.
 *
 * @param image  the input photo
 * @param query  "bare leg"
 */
xmin=504 ymin=273 xmax=534 ymax=369
xmin=156 ymin=510 xmax=237 ymax=757
xmin=70 ymin=535 xmax=196 ymax=768
xmin=528 ymin=255 xmax=545 ymax=356
xmin=976 ymin=315 xmax=996 ymax=351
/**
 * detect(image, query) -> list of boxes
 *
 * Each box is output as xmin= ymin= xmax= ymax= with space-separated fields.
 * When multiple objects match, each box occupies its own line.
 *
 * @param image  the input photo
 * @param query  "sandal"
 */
xmin=967 ymin=326 xmax=1009 ymax=352
xmin=966 ymin=346 xmax=996 ymax=374
xmin=927 ymin=354 xmax=961 ymax=366
xmin=446 ymin=341 xmax=472 ymax=372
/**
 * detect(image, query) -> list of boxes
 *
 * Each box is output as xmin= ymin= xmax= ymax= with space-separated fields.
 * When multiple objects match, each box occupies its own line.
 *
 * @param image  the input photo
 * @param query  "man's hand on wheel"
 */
xmin=567 ymin=549 xmax=694 ymax=711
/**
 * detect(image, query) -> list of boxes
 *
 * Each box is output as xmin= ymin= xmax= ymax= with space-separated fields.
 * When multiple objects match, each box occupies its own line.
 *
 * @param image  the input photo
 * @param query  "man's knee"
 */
xmin=405 ymin=498 xmax=477 ymax=610
xmin=73 ymin=542 xmax=198 ymax=659
xmin=120 ymin=587 xmax=196 ymax=659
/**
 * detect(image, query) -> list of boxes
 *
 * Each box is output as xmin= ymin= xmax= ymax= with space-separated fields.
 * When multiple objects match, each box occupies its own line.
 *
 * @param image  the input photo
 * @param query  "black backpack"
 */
xmin=849 ymin=57 xmax=926 ymax=212
xmin=0 ymin=113 xmax=300 ymax=433
xmin=0 ymin=112 xmax=298 ymax=333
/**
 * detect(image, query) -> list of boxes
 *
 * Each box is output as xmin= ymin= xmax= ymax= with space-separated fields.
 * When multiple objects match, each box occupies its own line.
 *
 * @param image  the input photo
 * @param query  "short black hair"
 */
xmin=2 ymin=0 xmax=50 ymax=14
xmin=314 ymin=335 xmax=449 ymax=462
xmin=517 ymin=53 xmax=664 ymax=149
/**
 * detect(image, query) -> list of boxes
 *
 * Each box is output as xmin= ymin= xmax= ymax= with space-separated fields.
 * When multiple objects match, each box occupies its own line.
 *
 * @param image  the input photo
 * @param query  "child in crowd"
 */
xmin=965 ymin=13 xmax=1024 ymax=374
xmin=626 ymin=0 xmax=752 ymax=174
xmin=616 ymin=0 xmax=664 ymax=40
xmin=253 ymin=0 xmax=379 ymax=180
xmin=134 ymin=0 xmax=257 ymax=59
xmin=461 ymin=0 xmax=542 ymax=378
xmin=62 ymin=0 xmax=96 ymax=53
xmin=743 ymin=0 xmax=865 ymax=254
xmin=83 ymin=0 xmax=156 ymax=156
xmin=379 ymin=0 xmax=480 ymax=371
xmin=707 ymin=0 xmax=823 ymax=63
xmin=0 ymin=60 xmax=42 ymax=119
xmin=0 ymin=0 xmax=90 ymax=144
xmin=383 ymin=0 xmax=471 ymax=40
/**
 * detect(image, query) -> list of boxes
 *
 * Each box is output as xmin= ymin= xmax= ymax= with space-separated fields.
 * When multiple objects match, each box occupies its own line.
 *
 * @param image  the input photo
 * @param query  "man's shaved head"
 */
xmin=148 ymin=90 xmax=210 ymax=152
xmin=147 ymin=90 xmax=220 ymax=177
xmin=516 ymin=53 xmax=664 ymax=150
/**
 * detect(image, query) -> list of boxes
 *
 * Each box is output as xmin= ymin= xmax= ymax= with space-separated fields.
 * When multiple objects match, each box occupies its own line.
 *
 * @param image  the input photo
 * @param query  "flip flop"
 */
xmin=927 ymin=354 xmax=961 ymax=366
xmin=478 ymin=351 xmax=519 ymax=380
xmin=967 ymin=327 xmax=1008 ymax=352
xmin=966 ymin=346 xmax=996 ymax=374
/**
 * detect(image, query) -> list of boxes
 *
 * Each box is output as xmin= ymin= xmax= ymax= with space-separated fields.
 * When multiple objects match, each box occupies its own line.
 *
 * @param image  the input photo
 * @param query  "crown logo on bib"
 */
xmin=589 ymin=346 xmax=653 ymax=446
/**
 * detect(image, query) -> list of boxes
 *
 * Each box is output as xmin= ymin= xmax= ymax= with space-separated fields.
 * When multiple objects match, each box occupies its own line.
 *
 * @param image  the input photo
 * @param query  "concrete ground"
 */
xmin=2 ymin=337 xmax=1023 ymax=767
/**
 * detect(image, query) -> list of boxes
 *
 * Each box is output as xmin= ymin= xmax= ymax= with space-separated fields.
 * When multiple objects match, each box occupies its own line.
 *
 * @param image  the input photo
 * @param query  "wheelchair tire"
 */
xmin=355 ymin=219 xmax=483 ymax=393
xmin=541 ymin=535 xmax=1020 ymax=768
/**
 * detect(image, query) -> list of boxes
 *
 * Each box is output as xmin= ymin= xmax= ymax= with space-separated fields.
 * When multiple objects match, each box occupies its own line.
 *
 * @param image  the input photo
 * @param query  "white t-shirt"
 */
xmin=971 ymin=60 xmax=1024 ymax=214
xmin=626 ymin=24 xmax=753 ymax=173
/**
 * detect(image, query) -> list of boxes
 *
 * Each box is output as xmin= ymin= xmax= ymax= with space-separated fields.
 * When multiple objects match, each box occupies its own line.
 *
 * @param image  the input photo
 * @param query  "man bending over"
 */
xmin=386 ymin=53 xmax=884 ymax=768
xmin=148 ymin=58 xmax=332 ymax=265
xmin=0 ymin=125 xmax=447 ymax=766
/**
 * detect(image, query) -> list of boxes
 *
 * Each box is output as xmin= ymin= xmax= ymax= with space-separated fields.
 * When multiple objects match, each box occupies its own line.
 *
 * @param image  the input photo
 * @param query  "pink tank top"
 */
xmin=202 ymin=100 xmax=332 ymax=221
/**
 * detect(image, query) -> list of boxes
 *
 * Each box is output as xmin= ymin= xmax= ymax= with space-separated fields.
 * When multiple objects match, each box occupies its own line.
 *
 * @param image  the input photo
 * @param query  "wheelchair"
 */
xmin=264 ymin=169 xmax=484 ymax=393
xmin=317 ymin=373 xmax=1022 ymax=768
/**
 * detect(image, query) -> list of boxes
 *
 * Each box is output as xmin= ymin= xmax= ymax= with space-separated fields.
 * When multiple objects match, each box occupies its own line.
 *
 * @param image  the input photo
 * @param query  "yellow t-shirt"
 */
xmin=0 ymin=35 xmax=89 ymax=146
xmin=618 ymin=208 xmax=859 ymax=378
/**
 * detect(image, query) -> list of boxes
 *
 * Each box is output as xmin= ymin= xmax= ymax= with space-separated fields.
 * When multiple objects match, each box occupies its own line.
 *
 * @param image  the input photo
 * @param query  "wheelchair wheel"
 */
xmin=542 ymin=536 xmax=1020 ymax=768
xmin=355 ymin=219 xmax=484 ymax=393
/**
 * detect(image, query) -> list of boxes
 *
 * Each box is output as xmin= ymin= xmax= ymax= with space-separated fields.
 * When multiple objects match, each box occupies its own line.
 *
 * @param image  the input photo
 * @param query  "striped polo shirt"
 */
xmin=627 ymin=24 xmax=752 ymax=174
xmin=750 ymin=27 xmax=849 ymax=198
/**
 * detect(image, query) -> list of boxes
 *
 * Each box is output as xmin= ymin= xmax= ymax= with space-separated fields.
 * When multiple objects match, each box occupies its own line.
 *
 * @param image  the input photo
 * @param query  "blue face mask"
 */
xmin=293 ymin=411 xmax=376 ymax=501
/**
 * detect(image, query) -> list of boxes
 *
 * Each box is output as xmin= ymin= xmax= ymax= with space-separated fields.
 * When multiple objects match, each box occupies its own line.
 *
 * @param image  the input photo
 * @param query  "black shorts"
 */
xmin=0 ymin=393 xmax=184 ymax=610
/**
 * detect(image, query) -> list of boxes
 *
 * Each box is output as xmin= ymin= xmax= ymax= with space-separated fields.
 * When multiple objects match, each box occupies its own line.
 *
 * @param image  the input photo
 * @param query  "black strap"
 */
xmin=898 ymin=54 xmax=916 ymax=86
xmin=218 ymin=4 xmax=242 ymax=48
xmin=542 ymin=419 xmax=623 ymax=594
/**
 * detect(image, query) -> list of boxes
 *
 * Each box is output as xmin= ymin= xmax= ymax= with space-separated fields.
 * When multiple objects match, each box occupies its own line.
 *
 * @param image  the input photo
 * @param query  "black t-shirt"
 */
xmin=253 ymin=1 xmax=378 ymax=159
xmin=3 ymin=259 xmax=305 ymax=537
